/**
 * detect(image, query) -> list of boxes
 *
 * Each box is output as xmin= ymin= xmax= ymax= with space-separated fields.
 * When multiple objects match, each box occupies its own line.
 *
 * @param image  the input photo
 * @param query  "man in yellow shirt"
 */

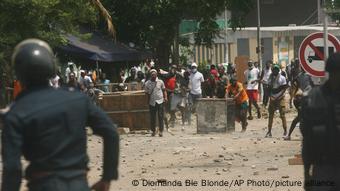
xmin=226 ymin=77 xmax=249 ymax=132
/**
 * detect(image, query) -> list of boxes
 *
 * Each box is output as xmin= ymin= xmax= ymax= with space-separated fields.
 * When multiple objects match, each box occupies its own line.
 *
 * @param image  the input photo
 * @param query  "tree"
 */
xmin=325 ymin=0 xmax=340 ymax=22
xmin=103 ymin=0 xmax=254 ymax=67
xmin=0 ymin=0 xmax=113 ymax=105
xmin=0 ymin=0 xmax=113 ymax=64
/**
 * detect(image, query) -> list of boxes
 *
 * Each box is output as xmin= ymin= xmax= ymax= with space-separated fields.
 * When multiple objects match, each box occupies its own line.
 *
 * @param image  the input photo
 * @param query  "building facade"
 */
xmin=185 ymin=0 xmax=338 ymax=68
xmin=245 ymin=0 xmax=320 ymax=27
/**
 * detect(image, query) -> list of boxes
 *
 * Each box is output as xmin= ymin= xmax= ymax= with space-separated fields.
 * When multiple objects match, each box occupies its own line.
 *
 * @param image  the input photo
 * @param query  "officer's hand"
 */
xmin=91 ymin=180 xmax=111 ymax=191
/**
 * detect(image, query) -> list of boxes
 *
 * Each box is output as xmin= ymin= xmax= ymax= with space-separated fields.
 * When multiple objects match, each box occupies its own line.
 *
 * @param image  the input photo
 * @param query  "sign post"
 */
xmin=298 ymin=32 xmax=340 ymax=78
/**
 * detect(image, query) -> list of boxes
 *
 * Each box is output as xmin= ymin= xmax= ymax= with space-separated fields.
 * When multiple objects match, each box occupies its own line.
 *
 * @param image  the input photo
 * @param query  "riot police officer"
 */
xmin=301 ymin=52 xmax=340 ymax=191
xmin=1 ymin=39 xmax=119 ymax=191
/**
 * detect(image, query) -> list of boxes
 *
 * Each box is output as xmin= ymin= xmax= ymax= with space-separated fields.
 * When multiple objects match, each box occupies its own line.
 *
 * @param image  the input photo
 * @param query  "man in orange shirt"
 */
xmin=226 ymin=76 xmax=249 ymax=132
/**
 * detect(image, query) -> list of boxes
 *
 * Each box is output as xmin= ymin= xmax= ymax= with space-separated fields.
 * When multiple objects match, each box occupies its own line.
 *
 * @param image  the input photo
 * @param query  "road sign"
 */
xmin=298 ymin=32 xmax=340 ymax=77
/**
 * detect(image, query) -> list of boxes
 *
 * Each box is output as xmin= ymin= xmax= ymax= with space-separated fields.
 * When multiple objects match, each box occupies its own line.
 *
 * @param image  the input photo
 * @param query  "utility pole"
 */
xmin=256 ymin=0 xmax=264 ymax=100
xmin=323 ymin=12 xmax=328 ymax=63
xmin=318 ymin=0 xmax=322 ymax=24
xmin=323 ymin=0 xmax=328 ymax=62
xmin=256 ymin=0 xmax=262 ymax=70
xmin=321 ymin=0 xmax=328 ymax=85
xmin=224 ymin=9 xmax=229 ymax=63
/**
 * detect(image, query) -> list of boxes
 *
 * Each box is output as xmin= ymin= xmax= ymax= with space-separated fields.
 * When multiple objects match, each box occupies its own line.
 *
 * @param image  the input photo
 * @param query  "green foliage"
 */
xmin=103 ymin=0 xmax=253 ymax=65
xmin=226 ymin=0 xmax=254 ymax=30
xmin=0 ymin=52 xmax=7 ymax=75
xmin=0 ymin=0 xmax=253 ymax=69
xmin=179 ymin=45 xmax=194 ymax=67
xmin=0 ymin=0 xmax=103 ymax=86
xmin=198 ymin=60 xmax=209 ymax=73
xmin=0 ymin=0 xmax=97 ymax=49
xmin=195 ymin=18 xmax=220 ymax=47
xmin=325 ymin=0 xmax=340 ymax=22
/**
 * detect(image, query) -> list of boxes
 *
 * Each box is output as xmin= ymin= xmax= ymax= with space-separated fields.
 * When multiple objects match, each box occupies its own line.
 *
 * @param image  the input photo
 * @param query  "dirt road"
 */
xmin=87 ymin=111 xmax=304 ymax=191
xmin=6 ymin=108 xmax=303 ymax=191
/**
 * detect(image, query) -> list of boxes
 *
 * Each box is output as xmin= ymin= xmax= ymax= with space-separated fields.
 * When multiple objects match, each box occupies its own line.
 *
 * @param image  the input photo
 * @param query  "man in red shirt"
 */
xmin=206 ymin=65 xmax=220 ymax=98
xmin=160 ymin=65 xmax=177 ymax=128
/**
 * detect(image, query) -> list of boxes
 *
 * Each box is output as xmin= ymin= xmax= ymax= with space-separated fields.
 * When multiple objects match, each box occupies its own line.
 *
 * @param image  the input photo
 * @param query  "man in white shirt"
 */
xmin=79 ymin=70 xmax=92 ymax=91
xmin=144 ymin=69 xmax=168 ymax=137
xmin=188 ymin=63 xmax=204 ymax=125
xmin=50 ymin=74 xmax=61 ymax=89
xmin=65 ymin=62 xmax=78 ymax=83
xmin=260 ymin=60 xmax=273 ymax=107
xmin=244 ymin=61 xmax=261 ymax=120
xmin=265 ymin=64 xmax=289 ymax=138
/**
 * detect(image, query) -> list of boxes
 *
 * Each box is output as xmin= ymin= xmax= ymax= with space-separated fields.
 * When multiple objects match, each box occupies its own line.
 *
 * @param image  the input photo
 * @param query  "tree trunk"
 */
xmin=172 ymin=24 xmax=180 ymax=65
xmin=155 ymin=43 xmax=171 ymax=69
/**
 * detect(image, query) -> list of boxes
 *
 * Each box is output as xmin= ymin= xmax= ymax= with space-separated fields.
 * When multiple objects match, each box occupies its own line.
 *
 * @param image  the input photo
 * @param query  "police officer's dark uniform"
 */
xmin=301 ymin=52 xmax=340 ymax=191
xmin=1 ymin=39 xmax=119 ymax=191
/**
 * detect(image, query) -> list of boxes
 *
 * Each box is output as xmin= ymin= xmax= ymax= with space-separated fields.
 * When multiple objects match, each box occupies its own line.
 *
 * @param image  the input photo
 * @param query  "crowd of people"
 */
xmin=35 ymin=57 xmax=313 ymax=140
xmin=42 ymin=63 xmax=112 ymax=104
xmin=136 ymin=59 xmax=314 ymax=139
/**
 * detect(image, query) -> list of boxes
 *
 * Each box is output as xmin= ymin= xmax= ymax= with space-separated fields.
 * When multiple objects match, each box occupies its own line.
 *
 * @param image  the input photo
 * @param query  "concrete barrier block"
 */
xmin=196 ymin=98 xmax=235 ymax=134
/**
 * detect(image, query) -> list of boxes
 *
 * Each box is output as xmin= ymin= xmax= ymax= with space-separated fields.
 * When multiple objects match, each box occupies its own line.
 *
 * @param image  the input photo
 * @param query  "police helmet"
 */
xmin=325 ymin=52 xmax=340 ymax=73
xmin=12 ymin=39 xmax=56 ymax=87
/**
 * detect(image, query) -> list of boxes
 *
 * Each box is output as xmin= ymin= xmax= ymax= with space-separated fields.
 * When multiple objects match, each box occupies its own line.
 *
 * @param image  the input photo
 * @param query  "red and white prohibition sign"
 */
xmin=298 ymin=32 xmax=340 ymax=77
